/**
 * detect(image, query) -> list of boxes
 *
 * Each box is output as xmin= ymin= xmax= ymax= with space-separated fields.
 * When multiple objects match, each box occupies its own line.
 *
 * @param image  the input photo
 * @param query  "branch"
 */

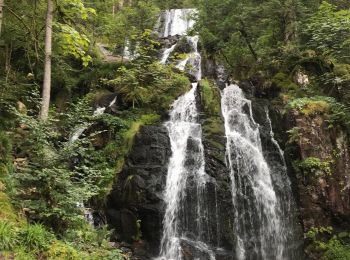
xmin=4 ymin=5 xmax=32 ymax=33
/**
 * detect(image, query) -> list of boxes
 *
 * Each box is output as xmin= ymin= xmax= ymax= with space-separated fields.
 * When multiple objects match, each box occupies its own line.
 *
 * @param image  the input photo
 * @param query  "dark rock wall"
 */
xmin=106 ymin=125 xmax=171 ymax=257
xmin=106 ymin=75 xmax=350 ymax=259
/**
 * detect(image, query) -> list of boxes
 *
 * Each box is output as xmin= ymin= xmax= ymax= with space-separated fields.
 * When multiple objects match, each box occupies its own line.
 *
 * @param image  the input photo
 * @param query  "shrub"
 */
xmin=323 ymin=238 xmax=350 ymax=260
xmin=298 ymin=157 xmax=333 ymax=175
xmin=0 ymin=221 xmax=18 ymax=250
xmin=287 ymin=97 xmax=330 ymax=116
xmin=272 ymin=72 xmax=299 ymax=91
xmin=46 ymin=241 xmax=84 ymax=260
xmin=287 ymin=96 xmax=350 ymax=131
xmin=18 ymin=224 xmax=54 ymax=251
xmin=306 ymin=227 xmax=350 ymax=260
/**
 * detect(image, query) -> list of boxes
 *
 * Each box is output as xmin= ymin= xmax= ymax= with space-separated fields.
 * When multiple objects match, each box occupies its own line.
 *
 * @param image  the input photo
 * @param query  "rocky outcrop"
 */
xmin=106 ymin=125 xmax=171 ymax=257
xmin=287 ymin=111 xmax=350 ymax=231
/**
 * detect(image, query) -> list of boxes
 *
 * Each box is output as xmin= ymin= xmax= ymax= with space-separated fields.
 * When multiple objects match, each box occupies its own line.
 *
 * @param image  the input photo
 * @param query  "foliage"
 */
xmin=287 ymin=96 xmax=350 ymax=131
xmin=287 ymin=127 xmax=301 ymax=144
xmin=18 ymin=224 xmax=54 ymax=252
xmin=12 ymin=111 xmax=104 ymax=232
xmin=298 ymin=157 xmax=333 ymax=175
xmin=306 ymin=226 xmax=350 ymax=260
xmin=200 ymin=78 xmax=221 ymax=115
xmin=302 ymin=2 xmax=350 ymax=62
xmin=287 ymin=96 xmax=331 ymax=116
xmin=272 ymin=72 xmax=299 ymax=92
xmin=55 ymin=24 xmax=92 ymax=66
xmin=108 ymin=30 xmax=190 ymax=110
xmin=46 ymin=241 xmax=84 ymax=259
xmin=0 ymin=221 xmax=18 ymax=251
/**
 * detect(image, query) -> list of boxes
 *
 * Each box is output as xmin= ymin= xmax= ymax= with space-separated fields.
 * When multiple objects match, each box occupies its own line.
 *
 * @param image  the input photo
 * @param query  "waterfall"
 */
xmin=156 ymin=8 xmax=302 ymax=260
xmin=158 ymin=8 xmax=217 ymax=259
xmin=221 ymin=84 xmax=287 ymax=260
xmin=70 ymin=97 xmax=116 ymax=143
xmin=160 ymin=9 xmax=196 ymax=38
xmin=161 ymin=44 xmax=177 ymax=64
xmin=174 ymin=35 xmax=202 ymax=81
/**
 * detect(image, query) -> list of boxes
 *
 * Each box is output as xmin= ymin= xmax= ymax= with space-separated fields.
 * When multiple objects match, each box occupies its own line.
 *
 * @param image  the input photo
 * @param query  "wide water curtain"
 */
xmin=221 ymin=84 xmax=293 ymax=260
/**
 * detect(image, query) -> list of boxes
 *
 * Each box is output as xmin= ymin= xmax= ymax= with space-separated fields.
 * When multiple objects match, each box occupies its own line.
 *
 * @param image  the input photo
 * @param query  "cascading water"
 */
xmin=157 ymin=8 xmax=302 ymax=260
xmin=70 ymin=97 xmax=116 ymax=143
xmin=159 ymin=83 xmax=209 ymax=259
xmin=160 ymin=9 xmax=196 ymax=38
xmin=158 ymin=9 xmax=217 ymax=260
xmin=221 ymin=84 xmax=298 ymax=260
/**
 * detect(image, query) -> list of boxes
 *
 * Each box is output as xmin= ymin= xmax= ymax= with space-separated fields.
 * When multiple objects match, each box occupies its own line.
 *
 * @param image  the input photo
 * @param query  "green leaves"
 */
xmin=57 ymin=0 xmax=96 ymax=21
xmin=55 ymin=23 xmax=92 ymax=66
xmin=303 ymin=1 xmax=350 ymax=62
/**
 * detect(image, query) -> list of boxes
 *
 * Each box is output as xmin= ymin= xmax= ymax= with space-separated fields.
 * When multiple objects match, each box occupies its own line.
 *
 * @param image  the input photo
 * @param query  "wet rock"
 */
xmin=106 ymin=125 xmax=171 ymax=256
xmin=287 ymin=111 xmax=350 ymax=231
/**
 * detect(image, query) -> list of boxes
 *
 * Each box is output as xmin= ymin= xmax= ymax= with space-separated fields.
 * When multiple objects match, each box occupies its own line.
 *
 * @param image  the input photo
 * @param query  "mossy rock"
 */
xmin=203 ymin=117 xmax=225 ymax=137
xmin=334 ymin=64 xmax=350 ymax=78
xmin=0 ymin=192 xmax=22 ymax=224
xmin=272 ymin=72 xmax=299 ymax=92
xmin=199 ymin=79 xmax=221 ymax=116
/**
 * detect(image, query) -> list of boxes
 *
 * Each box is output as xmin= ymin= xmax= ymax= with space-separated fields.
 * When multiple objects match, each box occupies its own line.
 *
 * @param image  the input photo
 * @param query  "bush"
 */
xmin=306 ymin=227 xmax=350 ymax=260
xmin=46 ymin=241 xmax=84 ymax=260
xmin=323 ymin=238 xmax=350 ymax=260
xmin=298 ymin=157 xmax=333 ymax=175
xmin=18 ymin=224 xmax=54 ymax=251
xmin=272 ymin=72 xmax=299 ymax=91
xmin=287 ymin=96 xmax=350 ymax=133
xmin=287 ymin=97 xmax=330 ymax=116
xmin=0 ymin=221 xmax=18 ymax=250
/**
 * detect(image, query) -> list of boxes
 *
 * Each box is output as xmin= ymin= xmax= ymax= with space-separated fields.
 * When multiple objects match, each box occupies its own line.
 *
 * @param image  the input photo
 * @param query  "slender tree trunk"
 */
xmin=0 ymin=0 xmax=4 ymax=37
xmin=40 ymin=0 xmax=53 ymax=120
xmin=239 ymin=20 xmax=258 ymax=61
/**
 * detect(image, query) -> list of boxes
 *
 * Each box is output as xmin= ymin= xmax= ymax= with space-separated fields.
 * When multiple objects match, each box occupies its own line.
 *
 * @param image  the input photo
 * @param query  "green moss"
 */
xmin=272 ymin=72 xmax=299 ymax=91
xmin=203 ymin=117 xmax=224 ymax=137
xmin=287 ymin=96 xmax=332 ymax=116
xmin=334 ymin=64 xmax=350 ymax=77
xmin=199 ymin=79 xmax=221 ymax=116
xmin=0 ymin=192 xmax=23 ymax=225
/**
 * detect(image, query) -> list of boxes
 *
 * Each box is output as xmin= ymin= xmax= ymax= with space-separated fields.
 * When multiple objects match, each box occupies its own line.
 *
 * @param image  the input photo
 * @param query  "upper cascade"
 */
xmin=157 ymin=9 xmax=196 ymax=38
xmin=157 ymin=9 xmax=201 ymax=81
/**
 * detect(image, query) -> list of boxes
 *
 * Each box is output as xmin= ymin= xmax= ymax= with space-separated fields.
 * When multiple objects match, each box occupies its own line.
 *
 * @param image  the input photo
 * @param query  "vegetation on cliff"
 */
xmin=0 ymin=0 xmax=350 ymax=259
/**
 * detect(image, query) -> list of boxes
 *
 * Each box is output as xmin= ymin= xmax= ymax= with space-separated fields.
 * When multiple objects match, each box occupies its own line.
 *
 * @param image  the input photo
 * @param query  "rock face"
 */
xmin=287 ymin=111 xmax=350 ymax=231
xmin=106 ymin=82 xmax=306 ymax=259
xmin=106 ymin=125 xmax=171 ymax=257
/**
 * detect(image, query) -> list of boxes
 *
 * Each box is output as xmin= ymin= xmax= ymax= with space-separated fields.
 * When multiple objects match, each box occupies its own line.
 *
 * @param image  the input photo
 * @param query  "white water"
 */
xmin=159 ymin=83 xmax=209 ymax=259
xmin=174 ymin=36 xmax=202 ymax=81
xmin=161 ymin=44 xmax=177 ymax=64
xmin=265 ymin=108 xmax=286 ymax=164
xmin=161 ymin=9 xmax=196 ymax=38
xmin=70 ymin=97 xmax=116 ymax=143
xmin=221 ymin=84 xmax=285 ymax=260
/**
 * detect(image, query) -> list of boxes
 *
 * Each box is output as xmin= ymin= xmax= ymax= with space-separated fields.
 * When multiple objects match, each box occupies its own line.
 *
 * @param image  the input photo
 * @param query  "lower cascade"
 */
xmin=159 ymin=83 xmax=214 ymax=259
xmin=221 ymin=84 xmax=300 ymax=260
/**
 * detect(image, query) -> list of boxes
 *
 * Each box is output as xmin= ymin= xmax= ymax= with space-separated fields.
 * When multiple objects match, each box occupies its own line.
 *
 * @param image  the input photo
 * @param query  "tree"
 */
xmin=40 ymin=0 xmax=54 ymax=120
xmin=0 ymin=0 xmax=4 ymax=37
xmin=303 ymin=1 xmax=350 ymax=62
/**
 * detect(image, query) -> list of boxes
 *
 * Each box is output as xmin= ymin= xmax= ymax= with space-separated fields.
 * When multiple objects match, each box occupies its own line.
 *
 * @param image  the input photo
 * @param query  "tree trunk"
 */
xmin=40 ymin=0 xmax=53 ymax=120
xmin=239 ymin=20 xmax=258 ymax=61
xmin=0 ymin=0 xmax=4 ymax=37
